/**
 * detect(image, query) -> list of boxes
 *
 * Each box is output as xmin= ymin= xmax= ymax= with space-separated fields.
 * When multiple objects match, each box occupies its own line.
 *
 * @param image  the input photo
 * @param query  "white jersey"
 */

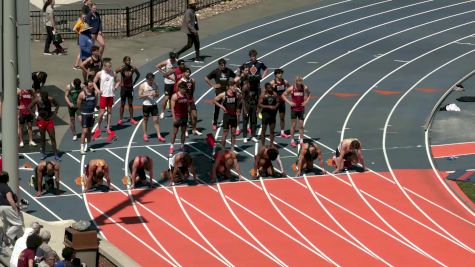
xmin=100 ymin=70 xmax=115 ymax=97
xmin=170 ymin=152 xmax=185 ymax=167
xmin=142 ymin=81 xmax=159 ymax=106
xmin=164 ymin=59 xmax=177 ymax=85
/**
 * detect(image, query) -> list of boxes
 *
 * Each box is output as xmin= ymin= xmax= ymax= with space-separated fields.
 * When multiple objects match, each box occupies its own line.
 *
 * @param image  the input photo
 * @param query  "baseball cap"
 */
xmin=145 ymin=73 xmax=155 ymax=79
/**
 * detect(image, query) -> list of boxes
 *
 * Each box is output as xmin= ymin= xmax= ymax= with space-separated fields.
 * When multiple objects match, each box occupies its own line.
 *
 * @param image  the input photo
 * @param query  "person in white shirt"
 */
xmin=139 ymin=73 xmax=166 ymax=142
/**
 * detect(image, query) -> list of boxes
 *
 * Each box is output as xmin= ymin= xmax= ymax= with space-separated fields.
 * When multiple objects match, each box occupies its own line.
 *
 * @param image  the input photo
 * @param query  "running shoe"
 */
xmin=235 ymin=129 xmax=241 ymax=135
xmin=80 ymin=147 xmax=85 ymax=155
xmin=19 ymin=141 xmax=24 ymax=148
xmin=43 ymin=52 xmax=52 ymax=56
xmin=158 ymin=136 xmax=166 ymax=142
xmin=73 ymin=65 xmax=81 ymax=71
xmin=159 ymin=112 xmax=164 ymax=119
xmin=29 ymin=141 xmax=37 ymax=146
xmin=280 ymin=133 xmax=291 ymax=139
xmin=193 ymin=130 xmax=202 ymax=136
xmin=243 ymin=138 xmax=248 ymax=144
xmin=92 ymin=129 xmax=101 ymax=140
xmin=130 ymin=118 xmax=138 ymax=125
xmin=54 ymin=154 xmax=61 ymax=161
xmin=290 ymin=141 xmax=298 ymax=147
xmin=106 ymin=129 xmax=113 ymax=134
xmin=143 ymin=134 xmax=149 ymax=142
xmin=72 ymin=135 xmax=77 ymax=141
xmin=185 ymin=130 xmax=189 ymax=137
xmin=212 ymin=124 xmax=218 ymax=131
xmin=117 ymin=119 xmax=123 ymax=126
xmin=251 ymin=137 xmax=259 ymax=143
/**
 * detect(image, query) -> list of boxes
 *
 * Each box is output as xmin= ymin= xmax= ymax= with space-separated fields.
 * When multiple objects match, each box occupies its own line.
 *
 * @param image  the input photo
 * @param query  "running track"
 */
xmin=19 ymin=0 xmax=475 ymax=265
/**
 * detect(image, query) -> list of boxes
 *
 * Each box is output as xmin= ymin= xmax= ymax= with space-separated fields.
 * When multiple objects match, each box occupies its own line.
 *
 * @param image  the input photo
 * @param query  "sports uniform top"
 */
xmin=68 ymin=83 xmax=82 ymax=108
xmin=100 ymin=70 xmax=115 ymax=97
xmin=304 ymin=144 xmax=318 ymax=161
xmin=291 ymin=84 xmax=305 ymax=112
xmin=81 ymin=90 xmax=96 ymax=115
xmin=173 ymin=67 xmax=185 ymax=92
xmin=142 ymin=82 xmax=159 ymax=106
xmin=240 ymin=60 xmax=267 ymax=88
xmin=18 ymin=90 xmax=34 ymax=115
xmin=206 ymin=67 xmax=236 ymax=92
xmin=164 ymin=59 xmax=178 ymax=85
xmin=174 ymin=92 xmax=189 ymax=118
xmin=262 ymin=92 xmax=277 ymax=114
xmin=120 ymin=65 xmax=135 ymax=88
xmin=181 ymin=77 xmax=195 ymax=102
xmin=273 ymin=78 xmax=287 ymax=98
xmin=223 ymin=91 xmax=238 ymax=116
xmin=37 ymin=98 xmax=53 ymax=119
xmin=88 ymin=56 xmax=102 ymax=74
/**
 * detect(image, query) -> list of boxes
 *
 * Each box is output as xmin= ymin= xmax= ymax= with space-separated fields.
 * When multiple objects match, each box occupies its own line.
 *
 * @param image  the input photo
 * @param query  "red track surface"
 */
xmin=431 ymin=142 xmax=475 ymax=158
xmin=86 ymin=170 xmax=475 ymax=266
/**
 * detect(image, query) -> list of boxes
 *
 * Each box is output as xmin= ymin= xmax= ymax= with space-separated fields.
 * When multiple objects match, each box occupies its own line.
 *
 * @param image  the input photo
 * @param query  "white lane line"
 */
xmin=22 ymin=153 xmax=83 ymax=199
xmin=431 ymin=141 xmax=475 ymax=146
xmin=382 ymin=48 xmax=475 ymax=253
xmin=20 ymin=186 xmax=62 ymax=220
xmin=145 ymin=147 xmax=284 ymax=265
xmin=88 ymin=203 xmax=178 ymax=266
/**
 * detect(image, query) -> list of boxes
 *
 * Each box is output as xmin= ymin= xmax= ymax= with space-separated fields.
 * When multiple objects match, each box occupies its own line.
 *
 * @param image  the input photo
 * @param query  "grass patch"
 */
xmin=456 ymin=181 xmax=475 ymax=203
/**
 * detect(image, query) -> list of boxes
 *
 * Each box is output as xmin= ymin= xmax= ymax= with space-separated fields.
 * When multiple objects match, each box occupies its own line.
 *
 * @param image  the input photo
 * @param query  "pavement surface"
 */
xmin=7 ymin=0 xmax=475 ymax=265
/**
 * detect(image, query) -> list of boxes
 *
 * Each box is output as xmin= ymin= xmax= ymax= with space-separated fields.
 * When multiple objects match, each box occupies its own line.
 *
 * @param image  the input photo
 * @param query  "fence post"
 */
xmin=125 ymin=6 xmax=130 ymax=37
xmin=149 ymin=0 xmax=154 ymax=31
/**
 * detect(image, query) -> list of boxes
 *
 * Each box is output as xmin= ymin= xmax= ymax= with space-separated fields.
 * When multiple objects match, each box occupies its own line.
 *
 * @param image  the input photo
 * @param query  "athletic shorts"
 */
xmin=99 ymin=96 xmax=114 ymax=109
xmin=261 ymin=111 xmax=276 ymax=125
xmin=37 ymin=118 xmax=54 ymax=130
xmin=164 ymin=83 xmax=174 ymax=96
xmin=81 ymin=114 xmax=95 ymax=128
xmin=120 ymin=87 xmax=134 ymax=102
xmin=189 ymin=101 xmax=197 ymax=111
xmin=277 ymin=101 xmax=285 ymax=113
xmin=19 ymin=114 xmax=34 ymax=124
xmin=79 ymin=34 xmax=93 ymax=61
xmin=143 ymin=105 xmax=159 ymax=117
xmin=173 ymin=117 xmax=188 ymax=128
xmin=68 ymin=107 xmax=80 ymax=117
xmin=128 ymin=160 xmax=146 ymax=181
xmin=291 ymin=110 xmax=305 ymax=120
xmin=222 ymin=114 xmax=237 ymax=129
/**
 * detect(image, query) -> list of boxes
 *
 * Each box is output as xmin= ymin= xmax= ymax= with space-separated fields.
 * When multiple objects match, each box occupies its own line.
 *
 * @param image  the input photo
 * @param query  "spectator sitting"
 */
xmin=10 ymin=222 xmax=43 ymax=267
xmin=0 ymin=171 xmax=24 ymax=250
xmin=57 ymin=246 xmax=76 ymax=267
xmin=36 ymin=228 xmax=59 ymax=262
xmin=38 ymin=251 xmax=58 ymax=267
xmin=17 ymin=234 xmax=43 ymax=267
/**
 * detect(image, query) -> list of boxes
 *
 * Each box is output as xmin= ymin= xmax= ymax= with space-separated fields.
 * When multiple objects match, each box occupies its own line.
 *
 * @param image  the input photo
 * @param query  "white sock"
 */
xmin=81 ymin=144 xmax=84 ymax=151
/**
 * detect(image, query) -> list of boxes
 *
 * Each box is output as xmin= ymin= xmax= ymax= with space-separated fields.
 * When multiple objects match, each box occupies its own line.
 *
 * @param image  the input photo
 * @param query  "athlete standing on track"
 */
xmin=64 ymin=78 xmax=84 ymax=141
xmin=17 ymin=88 xmax=37 ymax=148
xmin=139 ymin=73 xmax=166 ymax=143
xmin=28 ymin=91 xmax=60 ymax=161
xmin=258 ymin=82 xmax=279 ymax=147
xmin=270 ymin=68 xmax=291 ymax=138
xmin=170 ymin=83 xmax=190 ymax=156
xmin=156 ymin=52 xmax=178 ymax=119
xmin=116 ymin=56 xmax=140 ymax=126
xmin=281 ymin=75 xmax=310 ymax=147
xmin=128 ymin=155 xmax=154 ymax=189
xmin=212 ymin=81 xmax=241 ymax=152
xmin=177 ymin=68 xmax=201 ymax=136
xmin=93 ymin=59 xmax=120 ymax=140
xmin=79 ymin=45 xmax=101 ymax=84
xmin=77 ymin=80 xmax=100 ymax=154
xmin=205 ymin=58 xmax=236 ymax=131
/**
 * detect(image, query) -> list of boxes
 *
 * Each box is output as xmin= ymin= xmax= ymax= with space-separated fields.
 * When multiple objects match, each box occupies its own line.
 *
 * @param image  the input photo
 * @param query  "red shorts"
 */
xmin=37 ymin=119 xmax=54 ymax=130
xmin=99 ymin=96 xmax=114 ymax=109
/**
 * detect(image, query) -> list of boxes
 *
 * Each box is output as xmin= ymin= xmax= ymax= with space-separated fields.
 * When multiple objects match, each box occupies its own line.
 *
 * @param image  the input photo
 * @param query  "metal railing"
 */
xmin=30 ymin=0 xmax=225 ymax=39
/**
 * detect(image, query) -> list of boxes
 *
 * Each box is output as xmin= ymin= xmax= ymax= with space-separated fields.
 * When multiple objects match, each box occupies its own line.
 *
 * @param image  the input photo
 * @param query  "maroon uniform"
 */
xmin=173 ymin=67 xmax=185 ymax=93
xmin=291 ymin=84 xmax=305 ymax=112
xmin=18 ymin=90 xmax=34 ymax=116
xmin=174 ymin=92 xmax=189 ymax=118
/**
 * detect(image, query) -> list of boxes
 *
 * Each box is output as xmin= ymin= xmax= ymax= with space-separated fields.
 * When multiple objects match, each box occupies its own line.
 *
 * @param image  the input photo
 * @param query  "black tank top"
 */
xmin=89 ymin=56 xmax=102 ymax=74
xmin=273 ymin=79 xmax=287 ymax=96
xmin=37 ymin=98 xmax=52 ymax=119
xmin=262 ymin=93 xmax=277 ymax=113
xmin=81 ymin=90 xmax=96 ymax=114
xmin=223 ymin=91 xmax=238 ymax=116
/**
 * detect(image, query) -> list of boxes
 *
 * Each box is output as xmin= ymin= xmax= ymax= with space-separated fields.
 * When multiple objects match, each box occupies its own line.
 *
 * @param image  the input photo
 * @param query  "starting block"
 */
xmin=250 ymin=168 xmax=257 ymax=177
xmin=75 ymin=176 xmax=84 ymax=186
xmin=106 ymin=131 xmax=117 ymax=142
xmin=23 ymin=162 xmax=33 ymax=169
xmin=122 ymin=175 xmax=130 ymax=185
xmin=327 ymin=158 xmax=335 ymax=167
xmin=292 ymin=163 xmax=298 ymax=172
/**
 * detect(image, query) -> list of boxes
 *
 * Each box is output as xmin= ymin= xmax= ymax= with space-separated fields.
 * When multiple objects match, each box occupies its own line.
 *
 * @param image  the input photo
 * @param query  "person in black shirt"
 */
xmin=116 ymin=56 xmax=140 ymax=126
xmin=238 ymin=49 xmax=269 ymax=95
xmin=205 ymin=58 xmax=236 ymax=130
xmin=176 ymin=0 xmax=201 ymax=62
xmin=212 ymin=81 xmax=241 ymax=151
xmin=0 ymin=171 xmax=23 ymax=247
xmin=258 ymin=83 xmax=279 ymax=147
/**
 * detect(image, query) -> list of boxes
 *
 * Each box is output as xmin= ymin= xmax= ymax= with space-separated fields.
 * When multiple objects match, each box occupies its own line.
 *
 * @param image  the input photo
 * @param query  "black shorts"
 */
xmin=81 ymin=114 xmax=95 ymax=128
xmin=164 ymin=83 xmax=174 ymax=96
xmin=223 ymin=114 xmax=237 ymax=129
xmin=19 ymin=114 xmax=34 ymax=124
xmin=120 ymin=87 xmax=134 ymax=102
xmin=189 ymin=101 xmax=197 ymax=111
xmin=277 ymin=101 xmax=285 ymax=113
xmin=174 ymin=117 xmax=188 ymax=128
xmin=128 ymin=160 xmax=146 ymax=181
xmin=261 ymin=111 xmax=276 ymax=125
xmin=143 ymin=105 xmax=159 ymax=117
xmin=68 ymin=107 xmax=79 ymax=117
xmin=291 ymin=110 xmax=305 ymax=120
